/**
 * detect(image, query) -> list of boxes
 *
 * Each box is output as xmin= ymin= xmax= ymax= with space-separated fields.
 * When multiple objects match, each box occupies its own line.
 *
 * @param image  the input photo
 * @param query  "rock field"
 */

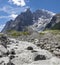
xmin=0 ymin=34 xmax=60 ymax=65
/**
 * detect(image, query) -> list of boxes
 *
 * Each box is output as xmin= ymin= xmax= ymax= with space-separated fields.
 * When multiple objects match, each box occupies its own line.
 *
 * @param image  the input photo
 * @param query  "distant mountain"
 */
xmin=31 ymin=9 xmax=55 ymax=32
xmin=2 ymin=8 xmax=55 ymax=33
xmin=46 ymin=14 xmax=60 ymax=30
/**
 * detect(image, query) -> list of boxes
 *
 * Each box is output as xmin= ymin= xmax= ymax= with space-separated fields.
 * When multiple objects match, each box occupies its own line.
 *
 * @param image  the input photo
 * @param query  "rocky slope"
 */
xmin=2 ymin=9 xmax=55 ymax=33
xmin=51 ymin=22 xmax=60 ymax=30
xmin=46 ymin=13 xmax=60 ymax=29
xmin=0 ymin=31 xmax=60 ymax=65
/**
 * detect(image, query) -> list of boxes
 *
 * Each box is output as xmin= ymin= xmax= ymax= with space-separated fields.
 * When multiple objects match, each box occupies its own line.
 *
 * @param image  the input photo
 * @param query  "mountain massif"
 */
xmin=2 ymin=8 xmax=56 ymax=33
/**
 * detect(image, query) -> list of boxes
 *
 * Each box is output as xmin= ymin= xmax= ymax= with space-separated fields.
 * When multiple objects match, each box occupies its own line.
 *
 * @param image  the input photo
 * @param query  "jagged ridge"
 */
xmin=2 ymin=8 xmax=55 ymax=33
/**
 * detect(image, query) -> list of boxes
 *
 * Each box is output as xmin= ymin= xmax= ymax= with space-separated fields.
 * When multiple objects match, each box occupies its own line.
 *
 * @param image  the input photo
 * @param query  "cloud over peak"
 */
xmin=10 ymin=14 xmax=18 ymax=19
xmin=8 ymin=0 xmax=26 ymax=7
xmin=0 ymin=14 xmax=17 ymax=20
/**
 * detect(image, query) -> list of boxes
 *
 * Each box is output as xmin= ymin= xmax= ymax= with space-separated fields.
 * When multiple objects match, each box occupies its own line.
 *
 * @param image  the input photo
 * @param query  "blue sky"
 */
xmin=0 ymin=0 xmax=60 ymax=31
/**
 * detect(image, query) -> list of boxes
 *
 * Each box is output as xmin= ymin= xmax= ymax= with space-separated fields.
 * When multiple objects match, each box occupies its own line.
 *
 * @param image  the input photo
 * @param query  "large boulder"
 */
xmin=0 ymin=45 xmax=8 ymax=55
xmin=0 ymin=35 xmax=10 ymax=48
xmin=0 ymin=57 xmax=10 ymax=65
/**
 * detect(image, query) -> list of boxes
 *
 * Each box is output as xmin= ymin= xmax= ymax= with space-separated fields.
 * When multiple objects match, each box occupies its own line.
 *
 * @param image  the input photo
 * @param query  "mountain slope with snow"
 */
xmin=31 ymin=9 xmax=55 ymax=32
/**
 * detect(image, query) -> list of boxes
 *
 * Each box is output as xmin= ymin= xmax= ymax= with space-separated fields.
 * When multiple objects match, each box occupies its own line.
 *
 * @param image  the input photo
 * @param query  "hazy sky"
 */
xmin=0 ymin=0 xmax=60 ymax=31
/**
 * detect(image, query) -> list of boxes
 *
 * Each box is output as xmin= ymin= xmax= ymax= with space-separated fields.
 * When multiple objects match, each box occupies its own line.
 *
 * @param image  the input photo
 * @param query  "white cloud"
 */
xmin=0 ymin=24 xmax=5 ymax=32
xmin=0 ymin=5 xmax=29 ymax=20
xmin=8 ymin=0 xmax=26 ymax=7
xmin=0 ymin=14 xmax=17 ymax=32
xmin=0 ymin=5 xmax=29 ymax=23
xmin=0 ymin=14 xmax=18 ymax=19
xmin=0 ymin=5 xmax=28 ymax=15
xmin=9 ymin=14 xmax=18 ymax=19
xmin=0 ymin=6 xmax=16 ymax=14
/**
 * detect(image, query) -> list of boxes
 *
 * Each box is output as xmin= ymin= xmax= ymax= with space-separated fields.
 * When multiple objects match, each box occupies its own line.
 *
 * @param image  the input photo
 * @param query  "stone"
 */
xmin=34 ymin=55 xmax=46 ymax=61
xmin=0 ymin=57 xmax=10 ymax=65
xmin=10 ymin=49 xmax=15 ymax=55
xmin=27 ymin=46 xmax=33 ymax=50
xmin=0 ymin=45 xmax=8 ymax=54
xmin=9 ymin=55 xmax=15 ymax=60
xmin=57 ymin=46 xmax=60 ymax=49
xmin=53 ymin=51 xmax=60 ymax=56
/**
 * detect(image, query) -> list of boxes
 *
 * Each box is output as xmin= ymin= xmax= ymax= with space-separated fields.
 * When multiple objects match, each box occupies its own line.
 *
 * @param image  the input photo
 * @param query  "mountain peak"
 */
xmin=23 ymin=8 xmax=31 ymax=13
xmin=2 ymin=9 xmax=55 ymax=33
xmin=26 ymin=8 xmax=31 ymax=12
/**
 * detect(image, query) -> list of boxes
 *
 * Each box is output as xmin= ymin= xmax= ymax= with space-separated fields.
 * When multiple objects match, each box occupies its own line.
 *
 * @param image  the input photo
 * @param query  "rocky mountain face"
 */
xmin=2 ymin=9 xmax=55 ymax=33
xmin=2 ymin=20 xmax=13 ymax=33
xmin=2 ymin=8 xmax=33 ymax=33
xmin=46 ymin=14 xmax=60 ymax=29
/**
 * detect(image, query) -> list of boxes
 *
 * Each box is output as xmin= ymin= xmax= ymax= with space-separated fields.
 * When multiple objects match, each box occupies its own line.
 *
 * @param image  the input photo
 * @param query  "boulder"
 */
xmin=53 ymin=51 xmax=60 ymax=56
xmin=0 ymin=57 xmax=10 ymax=65
xmin=0 ymin=45 xmax=8 ymax=54
xmin=27 ymin=46 xmax=33 ymax=50
xmin=34 ymin=55 xmax=46 ymax=61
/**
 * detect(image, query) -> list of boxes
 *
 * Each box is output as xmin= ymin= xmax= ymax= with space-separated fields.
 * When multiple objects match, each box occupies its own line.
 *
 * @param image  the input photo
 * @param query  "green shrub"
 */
xmin=39 ymin=32 xmax=45 ymax=35
xmin=7 ymin=30 xmax=31 ymax=37
xmin=44 ymin=30 xmax=60 ymax=35
xmin=0 ymin=33 xmax=4 ymax=36
xmin=22 ymin=31 xmax=30 ymax=35
xmin=39 ymin=30 xmax=60 ymax=35
xmin=10 ymin=31 xmax=21 ymax=37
